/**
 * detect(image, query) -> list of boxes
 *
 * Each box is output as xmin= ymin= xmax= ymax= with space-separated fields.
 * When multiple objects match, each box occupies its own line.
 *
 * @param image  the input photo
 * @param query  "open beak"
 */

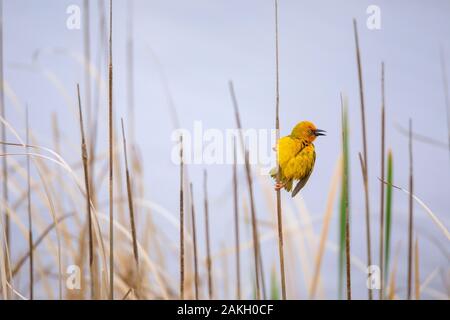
xmin=314 ymin=129 xmax=326 ymax=137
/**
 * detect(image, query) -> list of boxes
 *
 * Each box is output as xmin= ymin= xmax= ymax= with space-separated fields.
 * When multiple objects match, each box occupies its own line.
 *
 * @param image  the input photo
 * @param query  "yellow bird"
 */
xmin=271 ymin=121 xmax=325 ymax=197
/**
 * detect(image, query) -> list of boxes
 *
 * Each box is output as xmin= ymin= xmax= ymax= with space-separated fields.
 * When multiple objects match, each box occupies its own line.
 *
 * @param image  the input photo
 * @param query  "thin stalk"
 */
xmin=11 ymin=214 xmax=73 ymax=277
xmin=274 ymin=0 xmax=286 ymax=301
xmin=379 ymin=62 xmax=386 ymax=300
xmin=407 ymin=119 xmax=414 ymax=300
xmin=353 ymin=19 xmax=372 ymax=300
xmin=414 ymin=237 xmax=420 ymax=300
xmin=204 ymin=170 xmax=213 ymax=299
xmin=190 ymin=183 xmax=199 ymax=300
xmin=25 ymin=106 xmax=33 ymax=300
xmin=232 ymin=137 xmax=241 ymax=300
xmin=76 ymin=84 xmax=94 ymax=299
xmin=228 ymin=81 xmax=264 ymax=300
xmin=108 ymin=0 xmax=114 ymax=300
xmin=341 ymin=97 xmax=351 ymax=300
xmin=120 ymin=119 xmax=139 ymax=292
xmin=0 ymin=0 xmax=10 ymax=287
xmin=179 ymin=135 xmax=184 ymax=299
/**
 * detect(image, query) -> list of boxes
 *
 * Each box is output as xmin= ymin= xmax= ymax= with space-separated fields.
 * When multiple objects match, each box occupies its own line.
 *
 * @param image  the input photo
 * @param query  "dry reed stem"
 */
xmin=353 ymin=18 xmax=372 ymax=300
xmin=228 ymin=81 xmax=263 ymax=300
xmin=12 ymin=214 xmax=72 ymax=277
xmin=189 ymin=182 xmax=199 ymax=300
xmin=76 ymin=84 xmax=94 ymax=299
xmin=341 ymin=96 xmax=351 ymax=300
xmin=414 ymin=237 xmax=420 ymax=300
xmin=25 ymin=106 xmax=33 ymax=299
xmin=120 ymin=119 xmax=139 ymax=294
xmin=407 ymin=119 xmax=414 ymax=300
xmin=179 ymin=135 xmax=184 ymax=299
xmin=274 ymin=0 xmax=286 ymax=301
xmin=108 ymin=0 xmax=114 ymax=300
xmin=379 ymin=62 xmax=386 ymax=300
xmin=204 ymin=170 xmax=213 ymax=299
xmin=232 ymin=137 xmax=241 ymax=299
xmin=0 ymin=0 xmax=10 ymax=295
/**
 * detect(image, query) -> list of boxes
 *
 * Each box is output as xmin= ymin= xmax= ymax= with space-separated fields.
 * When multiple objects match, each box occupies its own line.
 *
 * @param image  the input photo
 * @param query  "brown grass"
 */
xmin=274 ymin=0 xmax=286 ymax=301
xmin=229 ymin=81 xmax=264 ymax=300
xmin=204 ymin=170 xmax=213 ymax=299
xmin=108 ymin=0 xmax=114 ymax=300
xmin=232 ymin=137 xmax=241 ymax=299
xmin=120 ymin=119 xmax=139 ymax=294
xmin=76 ymin=83 xmax=95 ymax=299
xmin=189 ymin=182 xmax=199 ymax=300
xmin=179 ymin=135 xmax=185 ymax=299
xmin=353 ymin=18 xmax=372 ymax=300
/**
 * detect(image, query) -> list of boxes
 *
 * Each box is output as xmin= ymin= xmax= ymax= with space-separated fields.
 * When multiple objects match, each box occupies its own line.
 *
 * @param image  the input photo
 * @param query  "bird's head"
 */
xmin=290 ymin=121 xmax=326 ymax=143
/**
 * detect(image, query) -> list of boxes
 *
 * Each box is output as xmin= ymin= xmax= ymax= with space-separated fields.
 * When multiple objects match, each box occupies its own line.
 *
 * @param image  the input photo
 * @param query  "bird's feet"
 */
xmin=274 ymin=182 xmax=285 ymax=191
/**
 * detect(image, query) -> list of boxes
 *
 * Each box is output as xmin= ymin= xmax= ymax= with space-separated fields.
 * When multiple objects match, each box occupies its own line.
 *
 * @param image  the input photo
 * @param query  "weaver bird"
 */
xmin=271 ymin=121 xmax=325 ymax=197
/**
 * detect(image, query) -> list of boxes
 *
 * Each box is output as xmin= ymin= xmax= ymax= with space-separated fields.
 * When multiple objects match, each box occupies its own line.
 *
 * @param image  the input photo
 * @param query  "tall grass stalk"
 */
xmin=0 ymin=0 xmax=10 ymax=288
xmin=228 ymin=81 xmax=264 ymax=300
xmin=353 ymin=19 xmax=372 ymax=300
xmin=407 ymin=119 xmax=414 ymax=300
xmin=414 ymin=237 xmax=420 ymax=300
xmin=379 ymin=62 xmax=386 ymax=299
xmin=341 ymin=98 xmax=351 ymax=300
xmin=274 ymin=0 xmax=286 ymax=300
xmin=189 ymin=183 xmax=199 ymax=300
xmin=203 ymin=170 xmax=213 ymax=299
xmin=120 ymin=119 xmax=139 ymax=294
xmin=108 ymin=0 xmax=114 ymax=300
xmin=179 ymin=135 xmax=184 ymax=299
xmin=232 ymin=137 xmax=241 ymax=299
xmin=25 ymin=106 xmax=33 ymax=299
xmin=76 ymin=84 xmax=94 ymax=299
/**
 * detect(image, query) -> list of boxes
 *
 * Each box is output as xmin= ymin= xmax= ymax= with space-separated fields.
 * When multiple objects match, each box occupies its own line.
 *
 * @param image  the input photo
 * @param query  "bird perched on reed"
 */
xmin=271 ymin=121 xmax=325 ymax=197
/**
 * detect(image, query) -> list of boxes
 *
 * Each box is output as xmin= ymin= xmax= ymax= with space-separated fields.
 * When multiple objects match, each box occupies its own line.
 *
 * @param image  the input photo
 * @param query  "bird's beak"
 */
xmin=314 ymin=129 xmax=326 ymax=137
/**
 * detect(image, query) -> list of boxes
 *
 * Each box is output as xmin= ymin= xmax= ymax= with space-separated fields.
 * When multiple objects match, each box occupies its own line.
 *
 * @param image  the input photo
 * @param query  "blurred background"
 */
xmin=2 ymin=0 xmax=449 ymax=299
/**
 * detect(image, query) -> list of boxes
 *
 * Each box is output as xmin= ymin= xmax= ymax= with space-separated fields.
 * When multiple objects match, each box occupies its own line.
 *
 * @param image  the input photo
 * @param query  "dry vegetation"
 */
xmin=0 ymin=0 xmax=449 ymax=300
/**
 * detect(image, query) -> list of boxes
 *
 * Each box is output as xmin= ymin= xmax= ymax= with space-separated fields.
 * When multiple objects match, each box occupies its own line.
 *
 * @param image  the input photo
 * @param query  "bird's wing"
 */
xmin=291 ymin=148 xmax=316 ymax=198
xmin=277 ymin=136 xmax=302 ymax=168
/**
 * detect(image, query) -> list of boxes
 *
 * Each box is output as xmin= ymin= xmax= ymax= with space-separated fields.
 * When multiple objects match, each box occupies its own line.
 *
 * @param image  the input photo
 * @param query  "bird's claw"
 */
xmin=274 ymin=182 xmax=284 ymax=191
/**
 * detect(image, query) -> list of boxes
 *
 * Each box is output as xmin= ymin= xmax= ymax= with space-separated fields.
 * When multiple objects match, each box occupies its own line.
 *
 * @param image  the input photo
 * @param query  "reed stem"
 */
xmin=190 ymin=183 xmax=199 ymax=300
xmin=379 ymin=62 xmax=386 ymax=300
xmin=274 ymin=0 xmax=286 ymax=300
xmin=353 ymin=19 xmax=372 ymax=300
xmin=25 ymin=106 xmax=33 ymax=300
xmin=407 ymin=119 xmax=414 ymax=300
xmin=108 ymin=0 xmax=114 ymax=300
xmin=232 ymin=137 xmax=241 ymax=300
xmin=204 ymin=170 xmax=213 ymax=299
xmin=76 ymin=84 xmax=94 ymax=299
